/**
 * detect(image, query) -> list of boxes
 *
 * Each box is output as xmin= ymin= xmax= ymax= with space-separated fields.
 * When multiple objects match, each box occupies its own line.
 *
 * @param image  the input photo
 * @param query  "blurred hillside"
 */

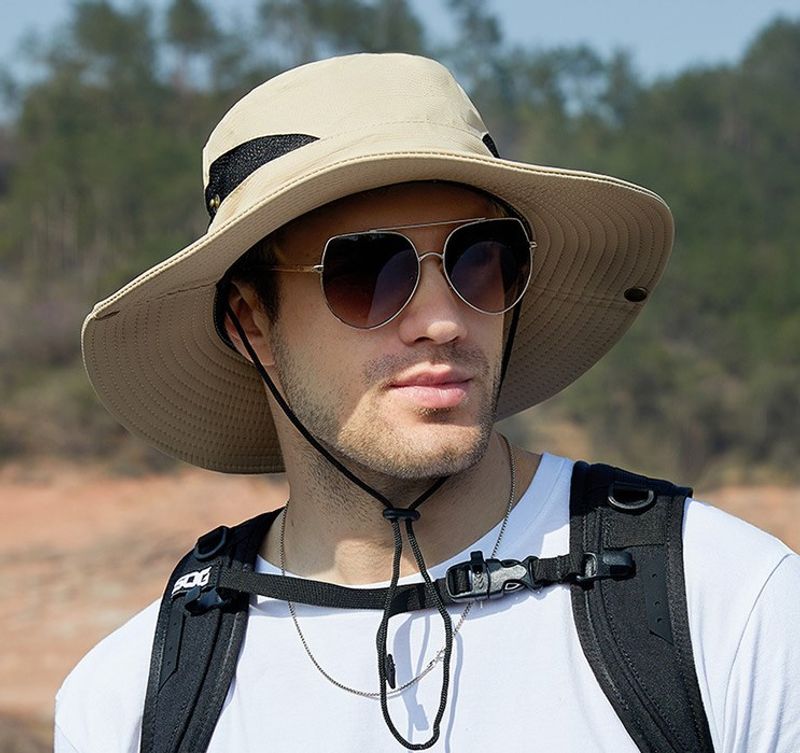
xmin=0 ymin=0 xmax=798 ymax=487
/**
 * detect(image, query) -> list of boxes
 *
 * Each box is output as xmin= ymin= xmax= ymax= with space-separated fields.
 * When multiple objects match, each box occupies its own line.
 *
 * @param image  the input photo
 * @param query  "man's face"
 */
xmin=254 ymin=182 xmax=506 ymax=480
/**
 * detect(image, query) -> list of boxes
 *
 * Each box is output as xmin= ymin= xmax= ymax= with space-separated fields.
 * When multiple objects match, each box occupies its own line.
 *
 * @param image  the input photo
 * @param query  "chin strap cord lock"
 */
xmin=382 ymin=507 xmax=421 ymax=522
xmin=574 ymin=550 xmax=635 ymax=584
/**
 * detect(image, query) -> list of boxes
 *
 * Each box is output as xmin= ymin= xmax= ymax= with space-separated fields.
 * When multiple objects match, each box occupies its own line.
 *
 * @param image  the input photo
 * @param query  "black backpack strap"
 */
xmin=569 ymin=461 xmax=715 ymax=753
xmin=140 ymin=464 xmax=716 ymax=753
xmin=140 ymin=509 xmax=279 ymax=753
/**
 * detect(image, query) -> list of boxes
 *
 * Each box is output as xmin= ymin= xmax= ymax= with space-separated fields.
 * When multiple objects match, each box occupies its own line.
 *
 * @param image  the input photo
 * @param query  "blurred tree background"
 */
xmin=0 ymin=0 xmax=798 ymax=486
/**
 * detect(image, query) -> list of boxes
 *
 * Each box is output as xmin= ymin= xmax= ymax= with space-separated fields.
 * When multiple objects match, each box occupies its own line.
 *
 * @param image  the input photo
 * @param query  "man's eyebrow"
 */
xmin=367 ymin=216 xmax=486 ymax=232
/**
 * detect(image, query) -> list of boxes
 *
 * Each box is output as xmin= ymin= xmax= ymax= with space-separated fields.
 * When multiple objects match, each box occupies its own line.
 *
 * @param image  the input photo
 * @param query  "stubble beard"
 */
xmin=268 ymin=329 xmax=502 ymax=483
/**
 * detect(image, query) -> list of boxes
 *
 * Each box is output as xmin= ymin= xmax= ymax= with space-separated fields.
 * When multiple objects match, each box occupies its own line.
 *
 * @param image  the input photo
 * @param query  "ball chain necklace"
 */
xmin=279 ymin=434 xmax=517 ymax=699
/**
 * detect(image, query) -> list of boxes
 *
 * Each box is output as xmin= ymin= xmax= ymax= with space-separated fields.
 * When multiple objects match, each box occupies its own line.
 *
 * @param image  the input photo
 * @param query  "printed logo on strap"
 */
xmin=172 ymin=566 xmax=212 ymax=596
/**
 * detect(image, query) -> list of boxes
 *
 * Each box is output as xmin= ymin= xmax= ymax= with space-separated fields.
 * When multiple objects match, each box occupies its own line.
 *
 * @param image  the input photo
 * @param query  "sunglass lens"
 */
xmin=321 ymin=233 xmax=418 ymax=328
xmin=445 ymin=219 xmax=532 ymax=314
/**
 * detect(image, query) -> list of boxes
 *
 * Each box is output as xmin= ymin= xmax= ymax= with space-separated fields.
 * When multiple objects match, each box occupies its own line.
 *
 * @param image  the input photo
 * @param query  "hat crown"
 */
xmin=202 ymin=53 xmax=488 ymax=185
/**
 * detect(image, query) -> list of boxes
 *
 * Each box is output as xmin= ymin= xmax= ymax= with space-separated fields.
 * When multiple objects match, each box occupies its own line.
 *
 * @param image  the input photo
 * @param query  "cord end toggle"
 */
xmin=385 ymin=653 xmax=397 ymax=689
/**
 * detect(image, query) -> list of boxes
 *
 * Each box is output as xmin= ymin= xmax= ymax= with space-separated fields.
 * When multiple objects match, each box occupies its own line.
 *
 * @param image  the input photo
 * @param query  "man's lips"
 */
xmin=387 ymin=368 xmax=473 ymax=409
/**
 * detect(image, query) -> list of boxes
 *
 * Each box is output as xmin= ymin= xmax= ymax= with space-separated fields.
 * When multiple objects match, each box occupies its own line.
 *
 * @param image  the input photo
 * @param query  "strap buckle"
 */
xmin=175 ymin=563 xmax=240 ymax=615
xmin=184 ymin=585 xmax=238 ymax=615
xmin=575 ymin=550 xmax=636 ymax=584
xmin=444 ymin=551 xmax=536 ymax=602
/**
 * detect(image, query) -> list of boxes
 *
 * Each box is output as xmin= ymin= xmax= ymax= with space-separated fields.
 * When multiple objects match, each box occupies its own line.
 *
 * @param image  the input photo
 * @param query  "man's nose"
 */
xmin=395 ymin=255 xmax=468 ymax=345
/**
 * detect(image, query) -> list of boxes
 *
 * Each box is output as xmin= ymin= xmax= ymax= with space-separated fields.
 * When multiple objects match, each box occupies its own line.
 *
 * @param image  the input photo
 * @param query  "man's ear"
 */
xmin=224 ymin=282 xmax=275 ymax=367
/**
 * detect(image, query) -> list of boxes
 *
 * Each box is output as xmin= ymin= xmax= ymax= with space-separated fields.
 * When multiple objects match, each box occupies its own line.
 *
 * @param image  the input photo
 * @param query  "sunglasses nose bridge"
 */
xmin=406 ymin=249 xmax=465 ymax=314
xmin=415 ymin=250 xmax=454 ymax=294
xmin=416 ymin=250 xmax=446 ymax=266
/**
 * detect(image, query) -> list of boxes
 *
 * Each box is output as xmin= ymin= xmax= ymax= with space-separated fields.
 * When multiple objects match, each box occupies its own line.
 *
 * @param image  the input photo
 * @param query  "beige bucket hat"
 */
xmin=81 ymin=52 xmax=674 ymax=474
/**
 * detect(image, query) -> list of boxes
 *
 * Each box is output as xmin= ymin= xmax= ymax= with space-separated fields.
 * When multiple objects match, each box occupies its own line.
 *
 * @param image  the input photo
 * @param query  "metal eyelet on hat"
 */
xmin=208 ymin=194 xmax=221 ymax=214
xmin=624 ymin=286 xmax=648 ymax=302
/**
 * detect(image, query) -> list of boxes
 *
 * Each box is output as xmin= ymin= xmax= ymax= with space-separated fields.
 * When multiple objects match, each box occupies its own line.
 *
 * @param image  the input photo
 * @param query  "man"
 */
xmin=57 ymin=53 xmax=799 ymax=752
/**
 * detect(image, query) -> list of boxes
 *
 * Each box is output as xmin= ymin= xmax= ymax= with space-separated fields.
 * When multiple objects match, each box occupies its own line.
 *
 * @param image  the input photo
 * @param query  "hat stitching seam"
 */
xmin=92 ymin=152 xmax=668 ymax=314
xmin=545 ymin=193 xmax=599 ymax=295
xmin=157 ymin=300 xmax=277 ymax=413
xmin=204 ymin=120 xmax=490 ymax=196
xmin=507 ymin=296 xmax=630 ymax=404
xmin=606 ymin=195 xmax=658 ymax=288
xmin=523 ymin=287 xmax=620 ymax=369
xmin=206 ymin=151 xmax=668 ymax=241
xmin=207 ymin=122 xmax=492 ymax=211
xmin=96 ymin=305 xmax=249 ymax=454
xmin=527 ymin=285 xmax=636 ymax=308
xmin=527 ymin=191 xmax=599 ymax=297
xmin=531 ymin=189 xmax=662 ymax=300
xmin=548 ymin=183 xmax=660 ymax=297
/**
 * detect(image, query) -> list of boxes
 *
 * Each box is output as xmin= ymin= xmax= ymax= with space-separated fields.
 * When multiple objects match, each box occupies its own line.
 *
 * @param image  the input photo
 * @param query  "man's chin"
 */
xmin=337 ymin=423 xmax=493 ymax=481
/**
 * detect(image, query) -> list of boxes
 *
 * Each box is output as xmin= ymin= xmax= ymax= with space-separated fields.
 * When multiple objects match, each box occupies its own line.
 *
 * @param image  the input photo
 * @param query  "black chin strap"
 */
xmin=226 ymin=304 xmax=449 ymax=748
xmin=225 ymin=300 xmax=521 ymax=750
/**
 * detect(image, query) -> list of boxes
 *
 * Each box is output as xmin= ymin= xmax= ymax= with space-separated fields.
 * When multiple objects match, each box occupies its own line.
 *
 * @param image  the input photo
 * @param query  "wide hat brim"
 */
xmin=82 ymin=122 xmax=673 ymax=474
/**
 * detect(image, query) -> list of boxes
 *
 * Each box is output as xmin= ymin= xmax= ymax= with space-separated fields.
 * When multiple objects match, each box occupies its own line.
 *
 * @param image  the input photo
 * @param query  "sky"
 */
xmin=2 ymin=0 xmax=800 ymax=81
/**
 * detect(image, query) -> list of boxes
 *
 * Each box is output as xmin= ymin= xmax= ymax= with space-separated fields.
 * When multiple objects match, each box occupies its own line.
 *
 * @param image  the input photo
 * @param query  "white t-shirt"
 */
xmin=55 ymin=454 xmax=800 ymax=752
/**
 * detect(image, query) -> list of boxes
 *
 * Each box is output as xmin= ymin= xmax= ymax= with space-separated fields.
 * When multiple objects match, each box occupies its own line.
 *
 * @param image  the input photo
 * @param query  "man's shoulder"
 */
xmin=683 ymin=495 xmax=795 ymax=586
xmin=682 ymin=494 xmax=798 ymax=658
xmin=679 ymin=495 xmax=800 ymax=750
xmin=55 ymin=599 xmax=161 ymax=752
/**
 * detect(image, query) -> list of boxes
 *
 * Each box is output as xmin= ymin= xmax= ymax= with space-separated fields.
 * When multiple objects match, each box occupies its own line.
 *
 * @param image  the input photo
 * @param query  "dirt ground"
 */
xmin=1 ymin=460 xmax=798 ymax=748
xmin=0 ymin=461 xmax=288 ymax=748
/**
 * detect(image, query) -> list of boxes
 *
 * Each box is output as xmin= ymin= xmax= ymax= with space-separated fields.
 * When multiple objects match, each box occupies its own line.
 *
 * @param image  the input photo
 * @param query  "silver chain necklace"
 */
xmin=279 ymin=434 xmax=517 ymax=699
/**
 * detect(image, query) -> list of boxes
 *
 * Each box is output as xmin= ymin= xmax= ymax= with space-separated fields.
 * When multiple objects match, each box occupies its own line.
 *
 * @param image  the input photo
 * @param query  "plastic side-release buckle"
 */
xmin=575 ymin=550 xmax=635 ymax=585
xmin=184 ymin=585 xmax=238 ymax=615
xmin=444 ymin=551 xmax=535 ymax=602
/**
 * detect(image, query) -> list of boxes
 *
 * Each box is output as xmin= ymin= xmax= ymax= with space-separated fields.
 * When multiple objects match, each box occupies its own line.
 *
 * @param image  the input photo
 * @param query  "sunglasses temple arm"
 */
xmin=500 ymin=303 xmax=521 ymax=386
xmin=262 ymin=265 xmax=322 ymax=273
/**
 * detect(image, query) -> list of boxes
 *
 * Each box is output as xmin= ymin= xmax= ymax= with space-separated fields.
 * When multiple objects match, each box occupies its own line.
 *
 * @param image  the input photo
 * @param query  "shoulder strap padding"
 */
xmin=569 ymin=461 xmax=715 ymax=753
xmin=140 ymin=510 xmax=279 ymax=753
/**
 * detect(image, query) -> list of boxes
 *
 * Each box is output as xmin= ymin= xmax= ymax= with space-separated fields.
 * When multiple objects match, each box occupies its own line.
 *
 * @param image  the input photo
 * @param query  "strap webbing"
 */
xmin=569 ymin=462 xmax=715 ymax=753
xmin=141 ymin=512 xmax=277 ymax=753
xmin=182 ymin=550 xmax=588 ymax=616
xmin=143 ymin=462 xmax=715 ymax=753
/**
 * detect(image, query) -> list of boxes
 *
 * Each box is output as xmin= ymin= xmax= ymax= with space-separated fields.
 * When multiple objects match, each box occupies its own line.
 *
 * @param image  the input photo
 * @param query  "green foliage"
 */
xmin=0 ymin=3 xmax=797 ymax=483
xmin=167 ymin=0 xmax=220 ymax=55
xmin=257 ymin=0 xmax=426 ymax=61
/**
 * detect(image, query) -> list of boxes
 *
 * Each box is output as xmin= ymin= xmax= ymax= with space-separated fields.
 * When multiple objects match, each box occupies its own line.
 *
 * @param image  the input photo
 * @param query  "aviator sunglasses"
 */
xmin=264 ymin=217 xmax=535 ymax=329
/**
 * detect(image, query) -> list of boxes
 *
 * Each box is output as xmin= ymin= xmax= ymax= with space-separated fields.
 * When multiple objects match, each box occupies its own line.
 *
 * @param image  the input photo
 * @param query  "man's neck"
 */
xmin=260 ymin=432 xmax=541 ymax=585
